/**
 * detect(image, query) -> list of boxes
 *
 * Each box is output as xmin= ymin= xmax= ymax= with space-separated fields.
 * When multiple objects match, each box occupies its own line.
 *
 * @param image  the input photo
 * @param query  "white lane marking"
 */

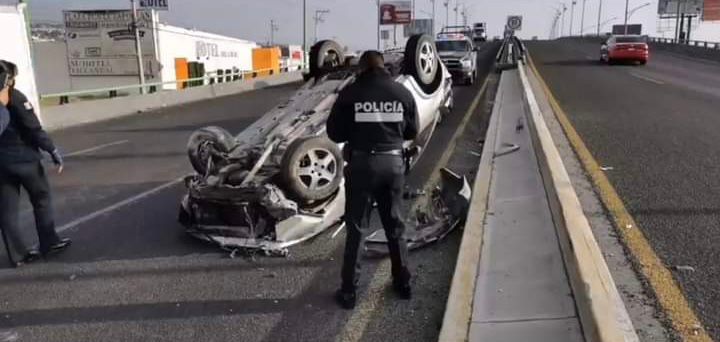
xmin=630 ymin=72 xmax=665 ymax=85
xmin=57 ymin=177 xmax=184 ymax=233
xmin=65 ymin=140 xmax=130 ymax=157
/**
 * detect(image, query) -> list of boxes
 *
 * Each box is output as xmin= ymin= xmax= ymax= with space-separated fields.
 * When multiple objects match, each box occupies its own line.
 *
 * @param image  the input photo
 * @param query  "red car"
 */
xmin=600 ymin=35 xmax=649 ymax=65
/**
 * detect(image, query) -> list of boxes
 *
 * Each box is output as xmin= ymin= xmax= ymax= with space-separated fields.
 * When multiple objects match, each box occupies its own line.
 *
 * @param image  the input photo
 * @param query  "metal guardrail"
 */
xmin=41 ymin=65 xmax=306 ymax=105
xmin=650 ymin=37 xmax=720 ymax=49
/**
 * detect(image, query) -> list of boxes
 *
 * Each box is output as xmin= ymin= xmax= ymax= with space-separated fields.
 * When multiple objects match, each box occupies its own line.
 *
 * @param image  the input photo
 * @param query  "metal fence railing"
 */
xmin=41 ymin=64 xmax=306 ymax=106
xmin=649 ymin=37 xmax=720 ymax=50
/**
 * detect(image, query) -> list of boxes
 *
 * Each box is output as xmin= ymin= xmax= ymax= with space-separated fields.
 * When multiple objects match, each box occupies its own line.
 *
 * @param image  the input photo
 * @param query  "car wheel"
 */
xmin=404 ymin=34 xmax=443 ymax=94
xmin=309 ymin=40 xmax=344 ymax=78
xmin=639 ymin=60 xmax=647 ymax=65
xmin=187 ymin=126 xmax=235 ymax=175
xmin=281 ymin=136 xmax=344 ymax=203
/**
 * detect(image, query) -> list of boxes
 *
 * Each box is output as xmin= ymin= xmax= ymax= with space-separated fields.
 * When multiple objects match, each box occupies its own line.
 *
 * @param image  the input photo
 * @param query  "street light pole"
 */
xmin=377 ymin=0 xmax=381 ymax=49
xmin=130 ymin=0 xmax=146 ymax=95
xmin=596 ymin=0 xmax=603 ymax=36
xmin=303 ymin=0 xmax=306 ymax=56
xmin=444 ymin=0 xmax=449 ymax=28
xmin=580 ymin=0 xmax=586 ymax=36
xmin=270 ymin=19 xmax=278 ymax=45
xmin=623 ymin=0 xmax=630 ymax=34
xmin=431 ymin=0 xmax=436 ymax=36
xmin=570 ymin=0 xmax=576 ymax=36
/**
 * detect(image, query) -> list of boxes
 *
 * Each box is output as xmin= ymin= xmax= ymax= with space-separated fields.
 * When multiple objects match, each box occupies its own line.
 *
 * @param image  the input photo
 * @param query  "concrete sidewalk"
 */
xmin=467 ymin=69 xmax=584 ymax=342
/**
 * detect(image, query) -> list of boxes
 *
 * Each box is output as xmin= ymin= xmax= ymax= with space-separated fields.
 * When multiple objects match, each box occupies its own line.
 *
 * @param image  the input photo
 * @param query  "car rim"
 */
xmin=418 ymin=41 xmax=436 ymax=76
xmin=324 ymin=51 xmax=341 ymax=68
xmin=296 ymin=148 xmax=337 ymax=191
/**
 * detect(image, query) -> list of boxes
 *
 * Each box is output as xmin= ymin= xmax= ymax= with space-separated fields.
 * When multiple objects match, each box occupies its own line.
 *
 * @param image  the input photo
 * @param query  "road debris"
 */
xmin=675 ymin=265 xmax=696 ymax=273
xmin=600 ymin=166 xmax=614 ymax=171
xmin=365 ymin=168 xmax=471 ymax=256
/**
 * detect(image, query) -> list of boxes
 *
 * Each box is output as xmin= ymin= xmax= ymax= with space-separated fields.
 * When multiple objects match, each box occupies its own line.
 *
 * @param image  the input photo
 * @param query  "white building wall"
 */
xmin=0 ymin=3 xmax=42 ymax=118
xmin=156 ymin=23 xmax=257 ymax=90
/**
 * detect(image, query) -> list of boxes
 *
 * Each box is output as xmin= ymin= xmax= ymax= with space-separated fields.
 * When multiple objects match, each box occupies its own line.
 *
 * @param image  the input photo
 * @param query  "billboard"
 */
xmin=658 ymin=0 xmax=703 ymax=16
xmin=705 ymin=0 xmax=720 ymax=20
xmin=63 ymin=10 xmax=157 ymax=76
xmin=612 ymin=24 xmax=643 ymax=35
xmin=380 ymin=1 xmax=412 ymax=24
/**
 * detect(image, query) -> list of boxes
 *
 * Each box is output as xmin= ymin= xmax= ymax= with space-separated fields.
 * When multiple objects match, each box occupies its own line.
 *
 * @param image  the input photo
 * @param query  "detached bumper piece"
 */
xmin=365 ymin=168 xmax=471 ymax=255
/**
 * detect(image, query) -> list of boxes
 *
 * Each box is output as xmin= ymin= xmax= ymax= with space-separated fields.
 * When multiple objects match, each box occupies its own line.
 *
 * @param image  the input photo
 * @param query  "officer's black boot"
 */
xmin=393 ymin=280 xmax=412 ymax=300
xmin=335 ymin=289 xmax=357 ymax=310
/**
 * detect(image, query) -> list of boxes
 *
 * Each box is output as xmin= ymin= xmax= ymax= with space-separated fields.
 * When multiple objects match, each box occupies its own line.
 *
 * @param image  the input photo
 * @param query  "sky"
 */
xmin=23 ymin=0 xmax=719 ymax=49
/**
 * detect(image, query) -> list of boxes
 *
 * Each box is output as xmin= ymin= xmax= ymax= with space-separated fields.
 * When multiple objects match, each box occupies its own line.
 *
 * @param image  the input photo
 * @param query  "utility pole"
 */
xmin=623 ymin=0 xmax=629 ymax=34
xmin=313 ymin=9 xmax=330 ymax=43
xmin=580 ymin=0 xmax=586 ymax=36
xmin=270 ymin=19 xmax=278 ymax=45
xmin=131 ymin=0 xmax=146 ymax=95
xmin=597 ymin=0 xmax=603 ymax=36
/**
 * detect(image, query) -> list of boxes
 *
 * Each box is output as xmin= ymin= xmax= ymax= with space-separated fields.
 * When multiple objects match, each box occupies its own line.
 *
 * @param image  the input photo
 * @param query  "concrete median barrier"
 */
xmin=41 ymin=71 xmax=303 ymax=132
xmin=519 ymin=59 xmax=638 ymax=342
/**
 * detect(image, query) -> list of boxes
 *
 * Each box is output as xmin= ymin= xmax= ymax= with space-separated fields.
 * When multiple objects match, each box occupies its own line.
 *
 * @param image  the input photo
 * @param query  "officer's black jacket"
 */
xmin=0 ymin=89 xmax=56 ymax=163
xmin=327 ymin=68 xmax=418 ymax=151
xmin=0 ymin=106 xmax=8 ymax=135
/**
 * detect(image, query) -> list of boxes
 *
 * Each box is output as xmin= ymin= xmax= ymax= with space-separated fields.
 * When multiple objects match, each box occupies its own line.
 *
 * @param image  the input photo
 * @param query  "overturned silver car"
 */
xmin=179 ymin=35 xmax=460 ymax=255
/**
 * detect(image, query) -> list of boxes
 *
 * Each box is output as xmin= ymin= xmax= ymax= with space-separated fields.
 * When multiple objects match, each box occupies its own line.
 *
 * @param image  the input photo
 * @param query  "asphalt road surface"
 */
xmin=528 ymin=39 xmax=720 ymax=339
xmin=0 ymin=42 xmax=500 ymax=342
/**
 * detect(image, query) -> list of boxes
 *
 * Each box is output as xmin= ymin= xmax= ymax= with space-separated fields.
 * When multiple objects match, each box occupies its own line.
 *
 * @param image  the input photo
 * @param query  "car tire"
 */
xmin=280 ymin=136 xmax=344 ymax=203
xmin=187 ymin=126 xmax=235 ymax=175
xmin=309 ymin=40 xmax=344 ymax=78
xmin=639 ymin=60 xmax=647 ymax=65
xmin=404 ymin=34 xmax=443 ymax=94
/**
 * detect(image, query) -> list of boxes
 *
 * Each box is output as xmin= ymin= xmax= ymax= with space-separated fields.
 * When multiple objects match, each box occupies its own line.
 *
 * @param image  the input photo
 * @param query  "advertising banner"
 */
xmin=380 ymin=1 xmax=412 ymax=25
xmin=704 ymin=0 xmax=720 ymax=20
xmin=63 ymin=10 xmax=157 ymax=76
xmin=658 ymin=0 xmax=703 ymax=16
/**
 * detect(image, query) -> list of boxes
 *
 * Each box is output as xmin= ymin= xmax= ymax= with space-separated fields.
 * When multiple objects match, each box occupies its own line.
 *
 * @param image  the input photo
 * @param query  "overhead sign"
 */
xmin=612 ymin=24 xmax=642 ymax=35
xmin=380 ymin=1 xmax=412 ymax=25
xmin=658 ymin=0 xmax=703 ymax=16
xmin=705 ymin=0 xmax=720 ymax=21
xmin=63 ymin=10 xmax=157 ymax=76
xmin=139 ymin=0 xmax=169 ymax=11
xmin=507 ymin=15 xmax=523 ymax=31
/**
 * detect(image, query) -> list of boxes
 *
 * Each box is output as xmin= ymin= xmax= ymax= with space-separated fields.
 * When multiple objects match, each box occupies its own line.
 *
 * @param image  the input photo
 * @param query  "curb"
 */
xmin=437 ymin=72 xmax=503 ymax=342
xmin=518 ymin=61 xmax=639 ymax=342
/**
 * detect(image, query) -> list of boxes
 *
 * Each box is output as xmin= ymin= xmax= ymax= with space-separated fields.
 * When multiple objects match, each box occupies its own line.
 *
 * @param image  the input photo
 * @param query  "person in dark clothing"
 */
xmin=0 ymin=60 xmax=71 ymax=268
xmin=327 ymin=51 xmax=418 ymax=309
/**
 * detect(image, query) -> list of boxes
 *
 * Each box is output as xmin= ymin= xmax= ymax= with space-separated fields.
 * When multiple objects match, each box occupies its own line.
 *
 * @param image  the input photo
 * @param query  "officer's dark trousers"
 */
xmin=341 ymin=153 xmax=410 ymax=292
xmin=0 ymin=161 xmax=61 ymax=255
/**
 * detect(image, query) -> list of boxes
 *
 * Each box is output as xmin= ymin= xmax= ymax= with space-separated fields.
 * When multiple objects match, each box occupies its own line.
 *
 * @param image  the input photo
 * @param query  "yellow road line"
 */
xmin=527 ymin=54 xmax=712 ymax=342
xmin=335 ymin=78 xmax=491 ymax=342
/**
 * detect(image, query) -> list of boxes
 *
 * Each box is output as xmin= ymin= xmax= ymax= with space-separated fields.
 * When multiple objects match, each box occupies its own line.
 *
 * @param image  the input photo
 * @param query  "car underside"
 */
xmin=178 ymin=34 xmax=469 ymax=256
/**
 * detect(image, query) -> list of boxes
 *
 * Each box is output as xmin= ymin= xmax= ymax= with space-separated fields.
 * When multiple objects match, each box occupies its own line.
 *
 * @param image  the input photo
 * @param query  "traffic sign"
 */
xmin=139 ymin=0 xmax=169 ymax=11
xmin=507 ymin=15 xmax=523 ymax=31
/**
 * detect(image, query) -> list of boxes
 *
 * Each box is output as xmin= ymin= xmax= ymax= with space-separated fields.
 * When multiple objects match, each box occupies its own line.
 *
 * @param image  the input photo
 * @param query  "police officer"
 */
xmin=327 ymin=51 xmax=418 ymax=309
xmin=0 ymin=65 xmax=10 ymax=133
xmin=0 ymin=60 xmax=71 ymax=267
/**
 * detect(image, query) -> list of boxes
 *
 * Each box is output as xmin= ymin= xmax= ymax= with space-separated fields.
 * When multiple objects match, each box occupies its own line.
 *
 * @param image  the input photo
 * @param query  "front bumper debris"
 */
xmin=365 ymin=168 xmax=471 ymax=255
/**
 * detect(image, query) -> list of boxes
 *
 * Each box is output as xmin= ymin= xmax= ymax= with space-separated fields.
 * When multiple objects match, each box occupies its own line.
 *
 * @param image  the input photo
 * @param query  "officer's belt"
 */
xmin=352 ymin=149 xmax=403 ymax=156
